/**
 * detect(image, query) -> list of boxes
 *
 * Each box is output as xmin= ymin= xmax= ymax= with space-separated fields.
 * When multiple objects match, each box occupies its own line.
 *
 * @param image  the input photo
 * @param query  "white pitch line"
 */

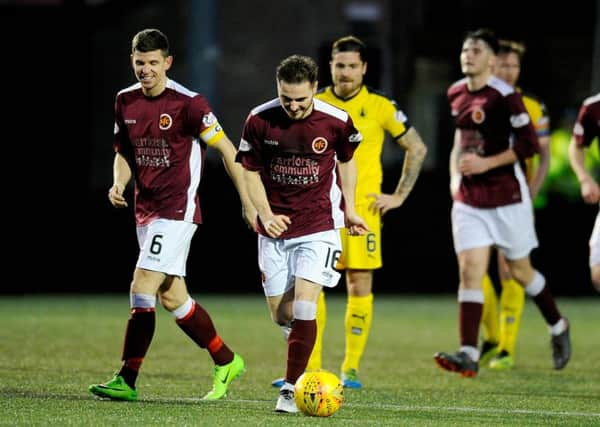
xmin=149 ymin=397 xmax=600 ymax=419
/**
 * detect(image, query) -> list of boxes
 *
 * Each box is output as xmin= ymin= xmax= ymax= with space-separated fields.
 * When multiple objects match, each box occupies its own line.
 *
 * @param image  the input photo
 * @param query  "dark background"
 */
xmin=4 ymin=0 xmax=599 ymax=296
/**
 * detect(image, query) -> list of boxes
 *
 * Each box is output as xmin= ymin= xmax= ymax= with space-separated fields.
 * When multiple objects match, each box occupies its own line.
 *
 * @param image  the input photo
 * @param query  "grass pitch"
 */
xmin=0 ymin=293 xmax=598 ymax=426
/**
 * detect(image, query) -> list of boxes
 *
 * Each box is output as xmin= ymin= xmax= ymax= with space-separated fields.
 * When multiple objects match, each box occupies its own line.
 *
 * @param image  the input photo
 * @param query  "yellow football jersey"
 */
xmin=315 ymin=85 xmax=409 ymax=202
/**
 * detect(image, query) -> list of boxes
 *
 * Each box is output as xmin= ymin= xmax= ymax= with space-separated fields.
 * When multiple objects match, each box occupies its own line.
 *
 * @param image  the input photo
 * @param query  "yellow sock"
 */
xmin=481 ymin=274 xmax=500 ymax=344
xmin=499 ymin=278 xmax=525 ymax=355
xmin=306 ymin=290 xmax=326 ymax=371
xmin=341 ymin=293 xmax=373 ymax=373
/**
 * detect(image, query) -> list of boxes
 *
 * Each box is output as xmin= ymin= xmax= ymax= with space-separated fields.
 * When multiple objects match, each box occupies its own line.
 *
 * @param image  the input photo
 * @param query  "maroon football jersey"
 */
xmin=573 ymin=93 xmax=600 ymax=151
xmin=236 ymin=98 xmax=361 ymax=238
xmin=448 ymin=76 xmax=539 ymax=208
xmin=114 ymin=79 xmax=221 ymax=225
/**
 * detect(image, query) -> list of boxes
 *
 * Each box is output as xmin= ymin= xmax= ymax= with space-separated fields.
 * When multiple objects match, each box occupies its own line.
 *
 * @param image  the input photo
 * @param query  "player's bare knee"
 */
xmin=158 ymin=289 xmax=188 ymax=312
xmin=346 ymin=270 xmax=372 ymax=296
xmin=131 ymin=268 xmax=165 ymax=295
xmin=510 ymin=269 xmax=533 ymax=287
xmin=506 ymin=258 xmax=535 ymax=286
xmin=458 ymin=265 xmax=485 ymax=289
xmin=158 ymin=293 xmax=173 ymax=311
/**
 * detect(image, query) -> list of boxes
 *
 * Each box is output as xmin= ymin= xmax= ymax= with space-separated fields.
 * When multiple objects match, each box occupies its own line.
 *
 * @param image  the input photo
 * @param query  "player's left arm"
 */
xmin=369 ymin=127 xmax=427 ymax=215
xmin=568 ymin=136 xmax=600 ymax=204
xmin=212 ymin=135 xmax=258 ymax=230
xmin=338 ymin=158 xmax=369 ymax=235
xmin=524 ymin=99 xmax=551 ymax=199
xmin=528 ymin=135 xmax=550 ymax=199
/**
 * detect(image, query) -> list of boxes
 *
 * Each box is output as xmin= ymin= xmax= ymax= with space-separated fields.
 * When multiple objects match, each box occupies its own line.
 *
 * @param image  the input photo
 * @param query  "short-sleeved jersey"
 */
xmin=236 ymin=98 xmax=362 ymax=239
xmin=521 ymin=90 xmax=550 ymax=181
xmin=114 ymin=79 xmax=225 ymax=226
xmin=573 ymin=93 xmax=600 ymax=151
xmin=315 ymin=85 xmax=409 ymax=202
xmin=448 ymin=76 xmax=539 ymax=208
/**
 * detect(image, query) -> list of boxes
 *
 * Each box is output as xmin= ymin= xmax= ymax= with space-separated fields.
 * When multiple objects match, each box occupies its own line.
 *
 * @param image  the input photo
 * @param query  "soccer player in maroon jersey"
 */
xmin=236 ymin=54 xmax=368 ymax=412
xmin=270 ymin=35 xmax=427 ymax=391
xmin=433 ymin=29 xmax=571 ymax=377
xmin=568 ymin=93 xmax=600 ymax=291
xmin=89 ymin=28 xmax=255 ymax=402
xmin=479 ymin=39 xmax=553 ymax=371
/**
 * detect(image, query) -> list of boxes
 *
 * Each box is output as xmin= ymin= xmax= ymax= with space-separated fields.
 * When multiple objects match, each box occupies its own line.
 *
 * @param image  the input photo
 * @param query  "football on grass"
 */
xmin=294 ymin=370 xmax=344 ymax=417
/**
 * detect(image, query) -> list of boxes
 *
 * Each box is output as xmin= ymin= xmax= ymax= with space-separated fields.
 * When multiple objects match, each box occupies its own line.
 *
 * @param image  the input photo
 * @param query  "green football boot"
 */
xmin=479 ymin=340 xmax=500 ymax=366
xmin=89 ymin=374 xmax=138 ymax=401
xmin=342 ymin=368 xmax=362 ymax=389
xmin=202 ymin=353 xmax=246 ymax=400
xmin=489 ymin=351 xmax=515 ymax=370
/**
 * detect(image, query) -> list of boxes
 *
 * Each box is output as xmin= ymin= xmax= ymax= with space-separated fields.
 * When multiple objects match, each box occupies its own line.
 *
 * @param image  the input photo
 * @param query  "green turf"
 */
xmin=1 ymin=294 xmax=598 ymax=426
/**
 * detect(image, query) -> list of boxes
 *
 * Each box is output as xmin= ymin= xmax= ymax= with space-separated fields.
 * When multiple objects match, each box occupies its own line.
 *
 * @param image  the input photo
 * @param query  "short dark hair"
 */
xmin=464 ymin=28 xmax=499 ymax=54
xmin=131 ymin=28 xmax=170 ymax=56
xmin=331 ymin=35 xmax=367 ymax=62
xmin=276 ymin=54 xmax=319 ymax=85
xmin=498 ymin=38 xmax=526 ymax=59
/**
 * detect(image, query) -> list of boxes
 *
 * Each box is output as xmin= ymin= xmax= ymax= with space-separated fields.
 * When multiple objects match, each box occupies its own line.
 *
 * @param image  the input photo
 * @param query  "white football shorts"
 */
xmin=136 ymin=218 xmax=197 ymax=276
xmin=589 ymin=209 xmax=600 ymax=267
xmin=258 ymin=229 xmax=342 ymax=297
xmin=451 ymin=200 xmax=538 ymax=260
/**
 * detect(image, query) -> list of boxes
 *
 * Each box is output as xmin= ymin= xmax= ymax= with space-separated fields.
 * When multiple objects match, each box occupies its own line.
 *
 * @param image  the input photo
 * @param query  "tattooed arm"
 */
xmin=368 ymin=126 xmax=427 ymax=215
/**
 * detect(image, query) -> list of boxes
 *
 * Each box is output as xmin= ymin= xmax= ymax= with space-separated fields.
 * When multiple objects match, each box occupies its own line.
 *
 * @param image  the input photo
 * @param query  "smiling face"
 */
xmin=330 ymin=51 xmax=366 ymax=99
xmin=277 ymin=79 xmax=317 ymax=120
xmin=131 ymin=49 xmax=172 ymax=97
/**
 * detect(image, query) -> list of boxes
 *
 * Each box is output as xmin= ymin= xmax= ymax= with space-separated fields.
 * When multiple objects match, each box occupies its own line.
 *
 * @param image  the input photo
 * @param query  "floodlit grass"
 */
xmin=1 ymin=294 xmax=598 ymax=426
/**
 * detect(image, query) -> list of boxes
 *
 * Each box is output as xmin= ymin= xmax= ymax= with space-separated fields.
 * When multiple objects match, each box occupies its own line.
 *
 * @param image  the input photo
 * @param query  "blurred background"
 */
xmin=4 ymin=0 xmax=599 ymax=295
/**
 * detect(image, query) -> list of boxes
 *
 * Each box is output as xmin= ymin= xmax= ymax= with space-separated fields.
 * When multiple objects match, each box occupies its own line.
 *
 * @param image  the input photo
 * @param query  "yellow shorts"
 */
xmin=337 ymin=202 xmax=382 ymax=270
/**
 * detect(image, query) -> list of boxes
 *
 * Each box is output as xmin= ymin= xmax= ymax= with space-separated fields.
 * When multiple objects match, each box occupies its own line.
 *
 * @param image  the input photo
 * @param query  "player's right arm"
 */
xmin=108 ymin=152 xmax=131 ymax=208
xmin=242 ymin=169 xmax=290 ymax=238
xmin=459 ymin=147 xmax=518 ymax=176
xmin=449 ymin=129 xmax=462 ymax=196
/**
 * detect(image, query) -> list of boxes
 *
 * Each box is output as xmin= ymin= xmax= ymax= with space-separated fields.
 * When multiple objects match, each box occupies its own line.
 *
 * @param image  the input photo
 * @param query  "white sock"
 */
xmin=549 ymin=318 xmax=567 ymax=336
xmin=281 ymin=381 xmax=294 ymax=391
xmin=280 ymin=324 xmax=291 ymax=341
xmin=460 ymin=345 xmax=480 ymax=362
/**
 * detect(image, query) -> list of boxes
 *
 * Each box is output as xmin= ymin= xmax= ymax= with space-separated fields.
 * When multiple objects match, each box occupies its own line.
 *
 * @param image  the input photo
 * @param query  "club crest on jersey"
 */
xmin=471 ymin=108 xmax=485 ymax=124
xmin=312 ymin=137 xmax=328 ymax=154
xmin=159 ymin=113 xmax=173 ymax=130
